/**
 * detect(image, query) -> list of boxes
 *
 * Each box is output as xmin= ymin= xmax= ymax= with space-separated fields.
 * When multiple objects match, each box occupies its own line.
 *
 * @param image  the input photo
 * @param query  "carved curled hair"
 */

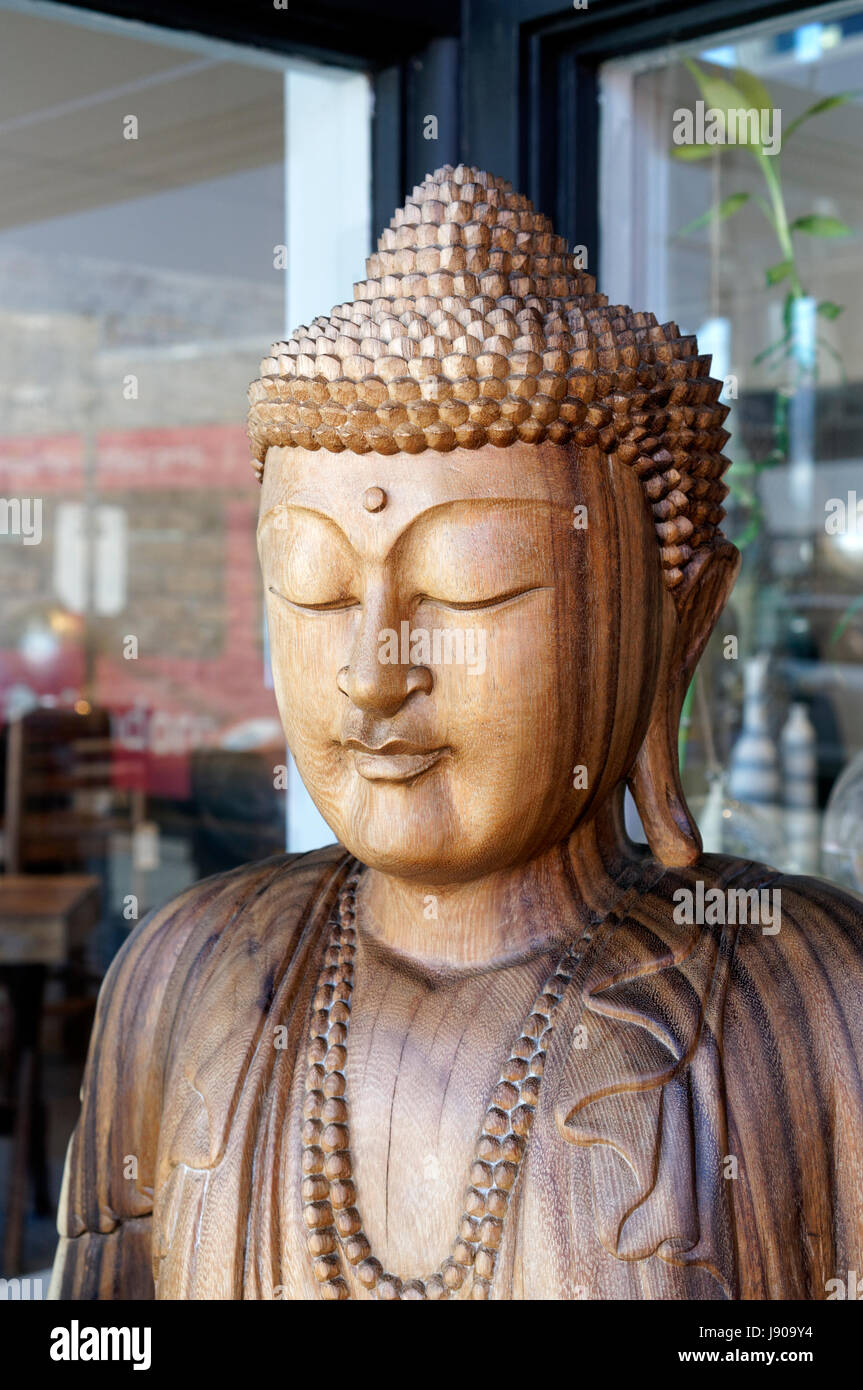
xmin=247 ymin=164 xmax=732 ymax=603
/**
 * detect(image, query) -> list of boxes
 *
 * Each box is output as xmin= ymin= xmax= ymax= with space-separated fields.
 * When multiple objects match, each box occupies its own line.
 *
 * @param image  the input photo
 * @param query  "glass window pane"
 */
xmin=601 ymin=6 xmax=863 ymax=889
xmin=0 ymin=1 xmax=369 ymax=1276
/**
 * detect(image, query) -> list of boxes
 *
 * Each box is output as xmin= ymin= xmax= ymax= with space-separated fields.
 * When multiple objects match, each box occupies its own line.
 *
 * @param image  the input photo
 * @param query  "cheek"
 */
xmin=436 ymin=601 xmax=581 ymax=809
xmin=267 ymin=606 xmax=349 ymax=739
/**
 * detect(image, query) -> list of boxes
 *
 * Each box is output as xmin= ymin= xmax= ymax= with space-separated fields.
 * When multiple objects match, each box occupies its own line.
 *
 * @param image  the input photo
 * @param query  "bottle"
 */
xmin=781 ymin=701 xmax=819 ymax=874
xmin=728 ymin=655 xmax=780 ymax=808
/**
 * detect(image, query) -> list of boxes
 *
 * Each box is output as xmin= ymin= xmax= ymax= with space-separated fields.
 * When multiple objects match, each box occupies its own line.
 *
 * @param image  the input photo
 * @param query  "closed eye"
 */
xmin=416 ymin=584 xmax=552 ymax=613
xmin=268 ymin=585 xmax=360 ymax=613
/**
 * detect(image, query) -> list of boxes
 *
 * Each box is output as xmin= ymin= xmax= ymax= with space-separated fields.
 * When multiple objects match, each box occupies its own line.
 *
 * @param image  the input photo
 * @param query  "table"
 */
xmin=0 ymin=875 xmax=100 ymax=1274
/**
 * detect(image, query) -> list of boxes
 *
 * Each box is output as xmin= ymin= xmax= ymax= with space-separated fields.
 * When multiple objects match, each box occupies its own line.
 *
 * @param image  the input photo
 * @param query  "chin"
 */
xmin=332 ymin=808 xmax=540 ymax=886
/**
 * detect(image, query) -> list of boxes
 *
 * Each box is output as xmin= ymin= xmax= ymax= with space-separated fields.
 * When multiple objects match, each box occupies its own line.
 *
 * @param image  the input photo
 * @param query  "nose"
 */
xmin=337 ymin=590 xmax=432 ymax=716
xmin=337 ymin=660 xmax=432 ymax=716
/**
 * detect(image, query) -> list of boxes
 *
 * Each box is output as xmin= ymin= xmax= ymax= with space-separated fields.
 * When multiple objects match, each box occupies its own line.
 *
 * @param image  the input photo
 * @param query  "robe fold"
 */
xmin=49 ymin=844 xmax=863 ymax=1300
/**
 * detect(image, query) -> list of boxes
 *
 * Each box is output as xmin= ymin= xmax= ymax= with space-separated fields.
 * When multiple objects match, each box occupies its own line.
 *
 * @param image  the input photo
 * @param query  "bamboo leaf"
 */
xmin=783 ymin=292 xmax=796 ymax=336
xmin=816 ymin=300 xmax=845 ymax=320
xmin=731 ymin=67 xmax=773 ymax=116
xmin=675 ymin=191 xmax=750 ymax=238
xmin=752 ymin=333 xmax=790 ymax=365
xmin=683 ymin=58 xmax=750 ymax=118
xmin=765 ymin=260 xmax=792 ymax=286
xmin=785 ymin=92 xmax=857 ymax=142
xmin=671 ymin=142 xmax=718 ymax=160
xmin=830 ymin=594 xmax=863 ymax=646
xmin=791 ymin=214 xmax=852 ymax=238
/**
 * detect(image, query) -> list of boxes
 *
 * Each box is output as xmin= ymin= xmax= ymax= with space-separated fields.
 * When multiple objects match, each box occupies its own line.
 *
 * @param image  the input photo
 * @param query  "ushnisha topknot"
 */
xmin=248 ymin=164 xmax=732 ymax=598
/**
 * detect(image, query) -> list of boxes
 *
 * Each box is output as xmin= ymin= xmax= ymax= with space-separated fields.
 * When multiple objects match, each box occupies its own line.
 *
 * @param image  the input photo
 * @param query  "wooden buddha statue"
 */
xmin=51 ymin=166 xmax=863 ymax=1301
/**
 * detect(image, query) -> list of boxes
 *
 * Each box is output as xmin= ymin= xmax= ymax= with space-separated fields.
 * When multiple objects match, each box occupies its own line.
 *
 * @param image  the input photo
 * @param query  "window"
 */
xmin=601 ymin=6 xmax=863 ymax=887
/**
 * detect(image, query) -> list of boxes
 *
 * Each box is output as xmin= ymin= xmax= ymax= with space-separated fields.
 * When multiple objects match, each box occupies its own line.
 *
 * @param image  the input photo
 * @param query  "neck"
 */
xmin=356 ymin=787 xmax=642 ymax=972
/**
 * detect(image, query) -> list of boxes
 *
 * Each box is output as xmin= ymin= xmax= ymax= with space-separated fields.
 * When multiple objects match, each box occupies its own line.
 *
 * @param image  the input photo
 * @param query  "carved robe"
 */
xmin=50 ymin=844 xmax=863 ymax=1300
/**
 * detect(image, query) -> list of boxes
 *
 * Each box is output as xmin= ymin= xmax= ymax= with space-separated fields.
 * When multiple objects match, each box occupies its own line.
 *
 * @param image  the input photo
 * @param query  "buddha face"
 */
xmin=258 ymin=441 xmax=666 ymax=883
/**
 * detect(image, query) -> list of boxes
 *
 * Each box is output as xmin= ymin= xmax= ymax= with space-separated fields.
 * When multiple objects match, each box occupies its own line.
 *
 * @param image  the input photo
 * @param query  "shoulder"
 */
xmin=60 ymin=844 xmax=350 ymax=1236
xmin=113 ymin=842 xmax=349 ymax=1007
xmin=559 ymin=852 xmax=863 ymax=1116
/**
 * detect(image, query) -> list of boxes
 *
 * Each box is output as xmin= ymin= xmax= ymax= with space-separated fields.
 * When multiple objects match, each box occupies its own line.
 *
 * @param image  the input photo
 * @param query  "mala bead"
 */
xmin=492 ymin=1081 xmax=519 ymax=1109
xmin=441 ymin=1259 xmax=467 ymax=1291
xmin=325 ymin=1150 xmax=352 ymax=1181
xmin=511 ymin=1104 xmax=535 ymax=1137
xmin=494 ymin=1161 xmax=517 ymax=1191
xmin=304 ymin=1201 xmax=333 ymax=1230
xmin=357 ymin=1257 xmax=382 ymax=1288
xmin=304 ymin=1091 xmax=324 ymax=1120
xmin=300 ymin=868 xmax=585 ymax=1301
xmin=479 ymin=1216 xmax=502 ymax=1249
xmin=401 ymin=1280 xmax=426 ymax=1300
xmin=502 ymin=1057 xmax=528 ymax=1083
xmin=487 ymin=1188 xmax=509 ymax=1219
xmin=331 ymin=1180 xmax=357 ymax=1210
xmin=469 ymin=1160 xmax=493 ymax=1189
xmin=521 ymin=1076 xmax=541 ymax=1106
xmin=308 ymin=1229 xmax=336 ymax=1257
xmin=460 ymin=1215 xmax=480 ymax=1243
xmin=452 ymin=1238 xmax=475 ymax=1267
xmin=477 ymin=1135 xmax=501 ymax=1163
xmin=484 ymin=1107 xmax=509 ymax=1136
xmin=464 ymin=1187 xmax=485 ymax=1217
xmin=329 ymin=1184 xmax=355 ymax=1217
xmin=345 ymin=1234 xmax=371 ymax=1265
xmin=322 ymin=1123 xmax=348 ymax=1152
xmin=334 ymin=1202 xmax=360 ymax=1233
xmin=499 ymin=1133 xmax=525 ymax=1164
xmin=320 ymin=1277 xmax=349 ymax=1301
xmin=309 ymin=1009 xmax=329 ymax=1037
xmin=302 ymin=1119 xmax=323 ymax=1146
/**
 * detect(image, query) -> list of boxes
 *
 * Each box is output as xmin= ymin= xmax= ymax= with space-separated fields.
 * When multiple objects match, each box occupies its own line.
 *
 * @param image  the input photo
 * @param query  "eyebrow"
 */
xmin=258 ymin=496 xmax=568 ymax=562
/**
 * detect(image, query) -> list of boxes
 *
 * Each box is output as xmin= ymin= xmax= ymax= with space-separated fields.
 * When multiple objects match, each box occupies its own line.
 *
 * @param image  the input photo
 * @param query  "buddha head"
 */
xmin=250 ymin=165 xmax=739 ymax=884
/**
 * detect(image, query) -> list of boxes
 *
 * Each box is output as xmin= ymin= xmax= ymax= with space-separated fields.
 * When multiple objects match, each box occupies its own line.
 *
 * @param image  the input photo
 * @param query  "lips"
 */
xmin=344 ymin=738 xmax=448 ymax=783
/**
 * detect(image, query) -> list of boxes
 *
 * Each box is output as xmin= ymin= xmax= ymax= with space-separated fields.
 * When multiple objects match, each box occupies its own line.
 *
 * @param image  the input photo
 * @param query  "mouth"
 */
xmin=344 ymin=739 xmax=449 ymax=784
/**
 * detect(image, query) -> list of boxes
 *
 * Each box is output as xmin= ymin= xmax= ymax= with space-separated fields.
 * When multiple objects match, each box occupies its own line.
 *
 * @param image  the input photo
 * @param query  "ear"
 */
xmin=627 ymin=541 xmax=740 ymax=867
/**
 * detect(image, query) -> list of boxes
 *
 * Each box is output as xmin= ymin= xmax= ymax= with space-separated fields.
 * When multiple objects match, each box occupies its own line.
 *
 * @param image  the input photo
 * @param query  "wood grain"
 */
xmin=49 ymin=167 xmax=863 ymax=1301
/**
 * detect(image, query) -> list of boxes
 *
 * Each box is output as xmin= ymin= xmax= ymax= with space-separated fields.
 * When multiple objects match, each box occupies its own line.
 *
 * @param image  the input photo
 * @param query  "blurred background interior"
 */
xmin=0 ymin=0 xmax=861 ymax=1286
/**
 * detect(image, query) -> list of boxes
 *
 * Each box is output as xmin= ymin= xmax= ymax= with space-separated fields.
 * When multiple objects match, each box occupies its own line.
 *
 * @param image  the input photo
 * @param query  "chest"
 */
xmin=152 ymin=913 xmax=712 ymax=1300
xmin=331 ymin=941 xmax=559 ymax=1286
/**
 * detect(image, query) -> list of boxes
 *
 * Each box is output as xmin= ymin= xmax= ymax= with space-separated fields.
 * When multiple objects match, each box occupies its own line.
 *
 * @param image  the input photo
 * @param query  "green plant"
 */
xmin=671 ymin=61 xmax=856 ymax=769
xmin=673 ymin=61 xmax=855 ymax=546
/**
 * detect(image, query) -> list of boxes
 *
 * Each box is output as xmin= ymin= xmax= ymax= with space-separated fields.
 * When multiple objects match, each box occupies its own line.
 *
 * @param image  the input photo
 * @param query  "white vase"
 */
xmin=728 ymin=654 xmax=780 ymax=807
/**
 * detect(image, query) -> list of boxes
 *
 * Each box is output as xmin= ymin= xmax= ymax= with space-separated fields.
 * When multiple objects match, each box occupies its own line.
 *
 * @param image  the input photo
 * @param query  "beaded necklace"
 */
xmin=300 ymin=868 xmax=591 ymax=1300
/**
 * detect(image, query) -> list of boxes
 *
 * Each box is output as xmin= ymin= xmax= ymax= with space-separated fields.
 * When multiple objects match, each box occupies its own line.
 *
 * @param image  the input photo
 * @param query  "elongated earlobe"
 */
xmin=628 ymin=542 xmax=741 ymax=868
xmin=629 ymin=704 xmax=702 ymax=866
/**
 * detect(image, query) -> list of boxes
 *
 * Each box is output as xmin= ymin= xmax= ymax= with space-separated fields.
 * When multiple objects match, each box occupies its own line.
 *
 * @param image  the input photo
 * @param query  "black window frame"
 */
xmin=54 ymin=0 xmax=847 ymax=257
